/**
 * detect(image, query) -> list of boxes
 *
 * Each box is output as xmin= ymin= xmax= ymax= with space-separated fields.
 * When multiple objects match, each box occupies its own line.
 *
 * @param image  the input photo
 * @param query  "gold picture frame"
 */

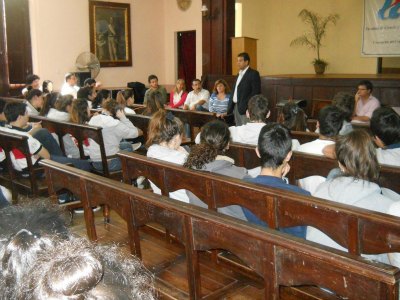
xmin=89 ymin=1 xmax=132 ymax=67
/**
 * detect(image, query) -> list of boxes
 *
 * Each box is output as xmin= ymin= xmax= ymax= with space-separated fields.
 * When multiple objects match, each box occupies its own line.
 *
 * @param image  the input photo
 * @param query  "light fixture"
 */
xmin=201 ymin=4 xmax=209 ymax=18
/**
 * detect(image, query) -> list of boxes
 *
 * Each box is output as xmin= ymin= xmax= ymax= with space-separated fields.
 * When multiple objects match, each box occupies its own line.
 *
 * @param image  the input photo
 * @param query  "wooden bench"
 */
xmin=289 ymin=150 xmax=400 ymax=194
xmin=124 ymin=113 xmax=151 ymax=141
xmin=118 ymin=151 xmax=400 ymax=258
xmin=41 ymin=159 xmax=400 ymax=299
xmin=29 ymin=115 xmax=121 ymax=180
xmin=226 ymin=141 xmax=259 ymax=169
xmin=290 ymin=130 xmax=319 ymax=144
xmin=0 ymin=130 xmax=47 ymax=200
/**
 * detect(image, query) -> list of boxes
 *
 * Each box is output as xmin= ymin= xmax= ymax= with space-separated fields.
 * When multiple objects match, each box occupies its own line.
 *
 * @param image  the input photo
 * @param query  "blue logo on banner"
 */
xmin=378 ymin=0 xmax=400 ymax=19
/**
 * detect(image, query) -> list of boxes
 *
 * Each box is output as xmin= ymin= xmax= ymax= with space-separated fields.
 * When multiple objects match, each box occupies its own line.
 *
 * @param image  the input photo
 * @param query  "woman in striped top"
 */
xmin=208 ymin=79 xmax=231 ymax=117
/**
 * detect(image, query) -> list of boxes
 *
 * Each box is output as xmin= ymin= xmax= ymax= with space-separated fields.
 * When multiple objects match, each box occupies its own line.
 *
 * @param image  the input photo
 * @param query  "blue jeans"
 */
xmin=195 ymin=105 xmax=208 ymax=112
xmin=92 ymin=141 xmax=133 ymax=172
xmin=33 ymin=128 xmax=64 ymax=156
xmin=50 ymin=155 xmax=92 ymax=172
xmin=242 ymin=207 xmax=307 ymax=239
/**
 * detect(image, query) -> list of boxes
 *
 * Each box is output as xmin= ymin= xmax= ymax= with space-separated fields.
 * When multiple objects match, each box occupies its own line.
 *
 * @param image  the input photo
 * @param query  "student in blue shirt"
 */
xmin=242 ymin=122 xmax=310 ymax=238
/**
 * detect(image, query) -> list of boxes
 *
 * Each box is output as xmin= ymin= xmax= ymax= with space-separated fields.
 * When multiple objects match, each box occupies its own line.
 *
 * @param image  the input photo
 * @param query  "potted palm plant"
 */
xmin=290 ymin=9 xmax=339 ymax=75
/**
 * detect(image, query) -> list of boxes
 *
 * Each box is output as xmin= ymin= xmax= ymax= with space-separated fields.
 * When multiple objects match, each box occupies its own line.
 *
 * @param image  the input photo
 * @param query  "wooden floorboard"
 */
xmin=70 ymin=209 xmax=265 ymax=299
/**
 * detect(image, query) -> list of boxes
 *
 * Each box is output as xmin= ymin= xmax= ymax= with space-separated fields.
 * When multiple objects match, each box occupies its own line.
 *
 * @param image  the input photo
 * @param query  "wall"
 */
xmin=163 ymin=0 xmax=202 ymax=85
xmin=239 ymin=0 xmax=378 ymax=76
xmin=29 ymin=0 xmax=165 ymax=89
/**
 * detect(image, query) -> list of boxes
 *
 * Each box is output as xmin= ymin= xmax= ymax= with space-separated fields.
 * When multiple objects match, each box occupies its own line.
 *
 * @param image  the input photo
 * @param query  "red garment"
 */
xmin=169 ymin=90 xmax=188 ymax=108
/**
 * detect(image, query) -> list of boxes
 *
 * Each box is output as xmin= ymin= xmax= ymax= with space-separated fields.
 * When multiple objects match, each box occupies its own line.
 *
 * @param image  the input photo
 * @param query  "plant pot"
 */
xmin=314 ymin=63 xmax=326 ymax=75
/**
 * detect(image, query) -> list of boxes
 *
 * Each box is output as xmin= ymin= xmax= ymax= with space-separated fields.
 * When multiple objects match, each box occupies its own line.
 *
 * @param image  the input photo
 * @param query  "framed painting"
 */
xmin=89 ymin=1 xmax=132 ymax=67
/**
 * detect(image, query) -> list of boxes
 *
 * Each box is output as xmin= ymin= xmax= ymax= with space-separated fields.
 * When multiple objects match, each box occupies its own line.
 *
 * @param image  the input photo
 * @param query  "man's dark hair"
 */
xmin=192 ymin=79 xmax=201 ymax=85
xmin=83 ymin=78 xmax=96 ymax=87
xmin=26 ymin=89 xmax=43 ymax=101
xmin=4 ymin=102 xmax=27 ymax=123
xmin=357 ymin=80 xmax=373 ymax=92
xmin=26 ymin=74 xmax=40 ymax=85
xmin=77 ymin=86 xmax=93 ymax=100
xmin=148 ymin=74 xmax=158 ymax=83
xmin=238 ymin=52 xmax=250 ymax=63
xmin=248 ymin=95 xmax=269 ymax=122
xmin=370 ymin=107 xmax=400 ymax=146
xmin=258 ymin=123 xmax=292 ymax=169
xmin=332 ymin=92 xmax=355 ymax=122
xmin=318 ymin=106 xmax=344 ymax=137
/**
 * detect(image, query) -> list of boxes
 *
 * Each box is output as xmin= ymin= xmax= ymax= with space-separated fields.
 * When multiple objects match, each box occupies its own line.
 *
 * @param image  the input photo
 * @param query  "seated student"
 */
xmin=307 ymin=130 xmax=396 ymax=265
xmin=297 ymin=105 xmax=343 ymax=155
xmin=39 ymin=92 xmax=59 ymax=117
xmin=1 ymin=102 xmax=91 ymax=172
xmin=370 ymin=107 xmax=400 ymax=167
xmin=241 ymin=123 xmax=309 ymax=238
xmin=17 ymin=238 xmax=155 ymax=300
xmin=169 ymin=78 xmax=187 ymax=109
xmin=146 ymin=110 xmax=189 ymax=201
xmin=0 ymin=202 xmax=69 ymax=298
xmin=116 ymin=89 xmax=136 ymax=114
xmin=228 ymin=94 xmax=269 ymax=145
xmin=83 ymin=77 xmax=97 ymax=89
xmin=88 ymin=99 xmax=141 ymax=172
xmin=387 ymin=202 xmax=400 ymax=268
xmin=60 ymin=73 xmax=80 ymax=98
xmin=22 ymin=74 xmax=41 ymax=96
xmin=352 ymin=80 xmax=380 ymax=122
xmin=143 ymin=74 xmax=167 ymax=106
xmin=208 ymin=79 xmax=231 ymax=117
xmin=77 ymin=85 xmax=97 ymax=110
xmin=46 ymin=95 xmax=80 ymax=159
xmin=280 ymin=102 xmax=308 ymax=132
xmin=184 ymin=120 xmax=250 ymax=220
xmin=183 ymin=79 xmax=210 ymax=112
xmin=92 ymin=89 xmax=111 ymax=109
xmin=41 ymin=79 xmax=53 ymax=95
xmin=142 ymin=90 xmax=165 ymax=117
xmin=25 ymin=88 xmax=44 ymax=116
xmin=332 ymin=92 xmax=355 ymax=135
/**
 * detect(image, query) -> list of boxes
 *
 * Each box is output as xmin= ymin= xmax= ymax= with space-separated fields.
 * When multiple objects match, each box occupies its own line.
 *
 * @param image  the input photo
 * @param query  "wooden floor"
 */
xmin=70 ymin=209 xmax=265 ymax=300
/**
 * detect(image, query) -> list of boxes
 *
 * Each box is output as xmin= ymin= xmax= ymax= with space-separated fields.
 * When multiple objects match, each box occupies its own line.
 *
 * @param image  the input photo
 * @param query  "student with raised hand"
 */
xmin=370 ymin=107 xmax=400 ymax=167
xmin=240 ymin=123 xmax=308 ymax=238
xmin=88 ymin=98 xmax=142 ymax=172
xmin=307 ymin=130 xmax=396 ymax=265
xmin=184 ymin=120 xmax=250 ymax=220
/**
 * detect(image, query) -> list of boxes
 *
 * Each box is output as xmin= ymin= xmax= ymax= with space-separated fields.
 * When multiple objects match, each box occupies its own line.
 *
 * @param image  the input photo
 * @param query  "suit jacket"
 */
xmin=228 ymin=67 xmax=261 ymax=115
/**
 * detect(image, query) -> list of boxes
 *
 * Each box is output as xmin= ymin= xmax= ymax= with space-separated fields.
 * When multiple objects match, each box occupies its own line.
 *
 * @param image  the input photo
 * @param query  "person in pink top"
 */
xmin=352 ymin=80 xmax=380 ymax=122
xmin=169 ymin=79 xmax=188 ymax=109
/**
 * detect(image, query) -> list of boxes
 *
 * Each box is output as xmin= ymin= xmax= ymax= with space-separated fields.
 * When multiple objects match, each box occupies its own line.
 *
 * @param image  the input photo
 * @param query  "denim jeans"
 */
xmin=32 ymin=128 xmax=64 ymax=156
xmin=242 ymin=207 xmax=307 ymax=239
xmin=50 ymin=155 xmax=92 ymax=172
xmin=92 ymin=141 xmax=133 ymax=172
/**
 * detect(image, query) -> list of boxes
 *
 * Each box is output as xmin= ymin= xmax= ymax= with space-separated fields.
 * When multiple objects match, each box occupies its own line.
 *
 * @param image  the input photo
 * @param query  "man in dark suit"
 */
xmin=228 ymin=52 xmax=261 ymax=126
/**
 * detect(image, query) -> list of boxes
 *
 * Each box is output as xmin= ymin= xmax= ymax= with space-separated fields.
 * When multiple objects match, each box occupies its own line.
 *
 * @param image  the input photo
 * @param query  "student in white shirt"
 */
xmin=60 ymin=73 xmax=80 ymax=99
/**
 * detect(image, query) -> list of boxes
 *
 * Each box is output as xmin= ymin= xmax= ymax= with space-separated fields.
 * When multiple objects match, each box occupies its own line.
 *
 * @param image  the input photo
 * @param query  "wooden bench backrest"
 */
xmin=289 ymin=151 xmax=400 ymax=194
xmin=290 ymin=130 xmax=319 ymax=144
xmin=40 ymin=159 xmax=400 ymax=299
xmin=125 ymin=113 xmax=151 ymax=141
xmin=0 ymin=130 xmax=42 ymax=195
xmin=226 ymin=142 xmax=259 ymax=169
xmin=29 ymin=115 xmax=117 ymax=178
xmin=118 ymin=151 xmax=400 ymax=257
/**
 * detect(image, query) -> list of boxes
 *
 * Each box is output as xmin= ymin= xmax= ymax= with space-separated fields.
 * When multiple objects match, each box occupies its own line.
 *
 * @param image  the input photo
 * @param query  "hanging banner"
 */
xmin=362 ymin=0 xmax=400 ymax=56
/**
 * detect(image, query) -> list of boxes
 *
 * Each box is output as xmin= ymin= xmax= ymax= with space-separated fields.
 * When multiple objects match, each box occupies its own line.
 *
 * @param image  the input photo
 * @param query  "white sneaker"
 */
xmin=131 ymin=142 xmax=142 ymax=151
